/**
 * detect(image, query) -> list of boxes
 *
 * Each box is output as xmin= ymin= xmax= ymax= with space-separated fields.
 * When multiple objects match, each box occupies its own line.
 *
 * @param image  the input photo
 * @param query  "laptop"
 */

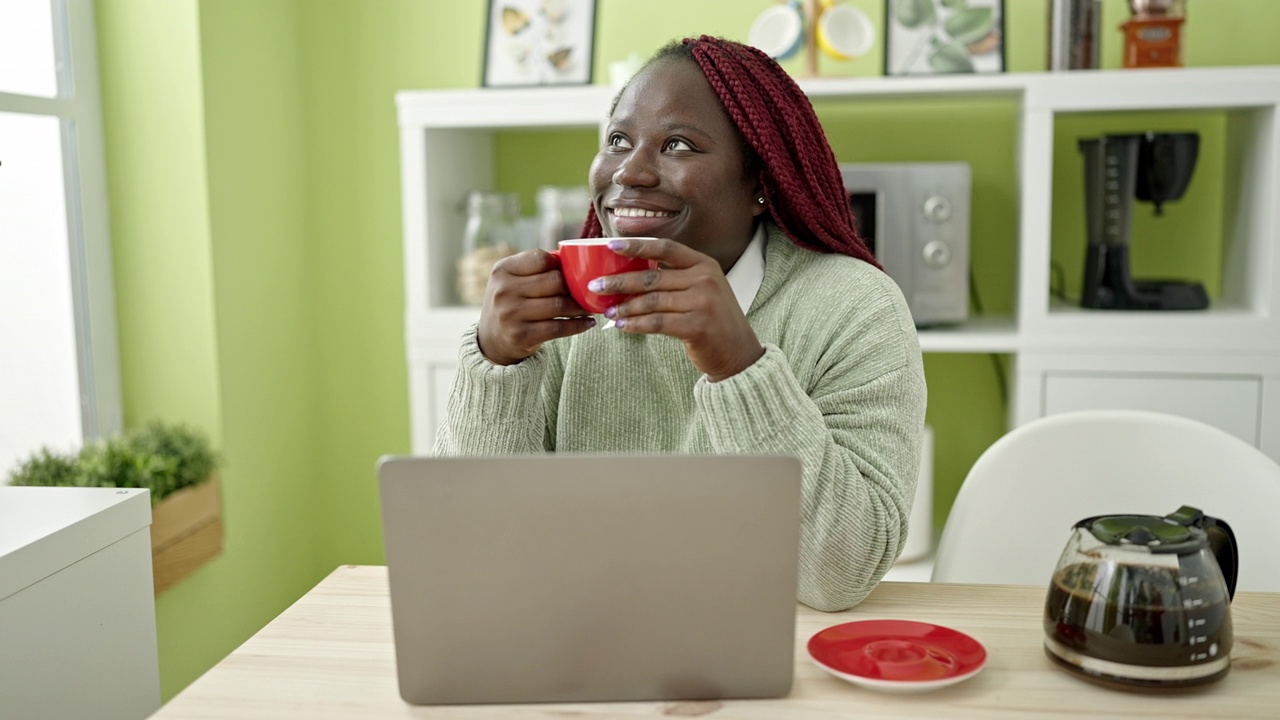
xmin=377 ymin=454 xmax=803 ymax=705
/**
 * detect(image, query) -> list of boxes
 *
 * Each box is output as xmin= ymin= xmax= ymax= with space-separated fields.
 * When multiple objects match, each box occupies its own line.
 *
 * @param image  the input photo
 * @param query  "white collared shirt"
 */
xmin=724 ymin=223 xmax=767 ymax=315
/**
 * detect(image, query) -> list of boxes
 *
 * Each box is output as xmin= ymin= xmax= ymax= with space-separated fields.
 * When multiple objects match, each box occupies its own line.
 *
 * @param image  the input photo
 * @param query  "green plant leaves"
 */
xmin=7 ymin=449 xmax=80 ymax=487
xmin=894 ymin=0 xmax=936 ymax=29
xmin=944 ymin=7 xmax=995 ymax=46
xmin=928 ymin=37 xmax=976 ymax=73
xmin=894 ymin=1 xmax=998 ymax=74
xmin=6 ymin=420 xmax=220 ymax=504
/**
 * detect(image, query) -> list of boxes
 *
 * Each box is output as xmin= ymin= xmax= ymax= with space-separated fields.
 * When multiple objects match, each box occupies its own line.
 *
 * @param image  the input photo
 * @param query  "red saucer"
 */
xmin=808 ymin=619 xmax=987 ymax=693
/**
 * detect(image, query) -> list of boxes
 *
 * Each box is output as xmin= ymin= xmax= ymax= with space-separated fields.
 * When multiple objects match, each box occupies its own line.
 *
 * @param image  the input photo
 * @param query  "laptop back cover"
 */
xmin=378 ymin=454 xmax=802 ymax=705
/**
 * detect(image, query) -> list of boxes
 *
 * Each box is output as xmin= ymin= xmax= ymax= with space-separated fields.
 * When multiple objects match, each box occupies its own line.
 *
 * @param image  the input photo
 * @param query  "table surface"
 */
xmin=150 ymin=565 xmax=1280 ymax=719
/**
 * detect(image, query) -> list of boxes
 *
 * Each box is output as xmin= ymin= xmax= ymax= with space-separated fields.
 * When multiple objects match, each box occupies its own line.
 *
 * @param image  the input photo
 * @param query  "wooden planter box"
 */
xmin=150 ymin=475 xmax=223 ymax=594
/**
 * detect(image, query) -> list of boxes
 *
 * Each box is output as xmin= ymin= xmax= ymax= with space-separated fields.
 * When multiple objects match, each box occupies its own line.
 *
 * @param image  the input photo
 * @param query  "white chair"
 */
xmin=931 ymin=410 xmax=1280 ymax=592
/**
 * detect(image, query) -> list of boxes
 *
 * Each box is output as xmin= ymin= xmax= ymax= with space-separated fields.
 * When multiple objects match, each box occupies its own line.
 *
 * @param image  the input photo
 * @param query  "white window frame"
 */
xmin=0 ymin=0 xmax=121 ymax=442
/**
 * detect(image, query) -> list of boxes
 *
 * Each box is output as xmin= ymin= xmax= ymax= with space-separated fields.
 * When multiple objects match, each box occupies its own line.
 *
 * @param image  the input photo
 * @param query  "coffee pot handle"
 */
xmin=1202 ymin=516 xmax=1239 ymax=601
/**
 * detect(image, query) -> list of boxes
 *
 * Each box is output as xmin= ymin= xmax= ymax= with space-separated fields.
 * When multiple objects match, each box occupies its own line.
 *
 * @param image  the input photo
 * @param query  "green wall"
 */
xmin=98 ymin=0 xmax=322 ymax=699
xmin=96 ymin=0 xmax=229 ymax=698
xmin=95 ymin=0 xmax=1280 ymax=702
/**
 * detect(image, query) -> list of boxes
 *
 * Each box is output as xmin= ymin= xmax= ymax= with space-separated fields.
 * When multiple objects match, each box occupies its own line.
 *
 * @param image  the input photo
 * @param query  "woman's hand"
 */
xmin=477 ymin=250 xmax=596 ymax=365
xmin=590 ymin=237 xmax=764 ymax=381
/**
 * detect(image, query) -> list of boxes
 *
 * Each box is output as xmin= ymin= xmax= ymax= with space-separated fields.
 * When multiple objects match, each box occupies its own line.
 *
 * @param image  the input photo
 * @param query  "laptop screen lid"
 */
xmin=377 ymin=454 xmax=802 ymax=705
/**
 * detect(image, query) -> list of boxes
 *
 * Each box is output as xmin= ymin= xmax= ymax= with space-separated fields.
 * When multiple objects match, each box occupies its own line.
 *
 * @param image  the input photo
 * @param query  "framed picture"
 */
xmin=482 ymin=0 xmax=597 ymax=87
xmin=884 ymin=0 xmax=1005 ymax=77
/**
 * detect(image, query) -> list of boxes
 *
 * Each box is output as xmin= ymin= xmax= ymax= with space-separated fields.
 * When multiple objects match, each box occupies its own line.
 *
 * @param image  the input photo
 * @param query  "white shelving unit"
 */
xmin=396 ymin=67 xmax=1280 ymax=462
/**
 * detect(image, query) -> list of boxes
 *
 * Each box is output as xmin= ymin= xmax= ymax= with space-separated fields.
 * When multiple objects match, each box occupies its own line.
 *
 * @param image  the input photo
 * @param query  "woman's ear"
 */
xmin=750 ymin=177 xmax=767 ymax=218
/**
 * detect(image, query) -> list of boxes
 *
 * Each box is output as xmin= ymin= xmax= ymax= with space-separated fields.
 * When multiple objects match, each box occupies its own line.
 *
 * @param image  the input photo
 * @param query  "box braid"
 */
xmin=581 ymin=35 xmax=879 ymax=268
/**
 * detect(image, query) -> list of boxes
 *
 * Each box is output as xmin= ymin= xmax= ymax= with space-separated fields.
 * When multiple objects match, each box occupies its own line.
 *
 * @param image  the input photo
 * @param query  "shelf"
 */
xmin=410 ymin=307 xmax=1018 ymax=356
xmin=917 ymin=316 xmax=1018 ymax=354
xmin=798 ymin=73 xmax=1025 ymax=101
xmin=396 ymin=85 xmax=613 ymax=129
xmin=1024 ymin=66 xmax=1280 ymax=113
xmin=397 ymin=67 xmax=1280 ymax=128
xmin=1027 ymin=302 xmax=1279 ymax=353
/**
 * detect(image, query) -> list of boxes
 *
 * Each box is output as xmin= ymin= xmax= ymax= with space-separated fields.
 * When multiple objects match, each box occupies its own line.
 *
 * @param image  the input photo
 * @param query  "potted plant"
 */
xmin=6 ymin=421 xmax=223 ymax=594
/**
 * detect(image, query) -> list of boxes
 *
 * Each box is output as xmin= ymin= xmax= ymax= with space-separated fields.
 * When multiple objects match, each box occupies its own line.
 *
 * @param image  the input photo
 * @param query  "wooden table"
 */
xmin=150 ymin=565 xmax=1280 ymax=719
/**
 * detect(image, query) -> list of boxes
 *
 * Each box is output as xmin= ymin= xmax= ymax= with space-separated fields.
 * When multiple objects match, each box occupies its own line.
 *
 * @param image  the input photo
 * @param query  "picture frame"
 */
xmin=884 ymin=0 xmax=1005 ymax=77
xmin=482 ymin=0 xmax=597 ymax=87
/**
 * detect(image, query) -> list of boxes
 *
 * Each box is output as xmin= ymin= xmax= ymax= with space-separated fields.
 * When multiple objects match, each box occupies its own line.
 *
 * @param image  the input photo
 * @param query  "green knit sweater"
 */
xmin=434 ymin=224 xmax=927 ymax=611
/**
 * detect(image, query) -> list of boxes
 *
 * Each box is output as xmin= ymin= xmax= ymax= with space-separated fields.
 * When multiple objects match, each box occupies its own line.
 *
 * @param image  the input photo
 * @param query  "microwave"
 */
xmin=839 ymin=163 xmax=971 ymax=327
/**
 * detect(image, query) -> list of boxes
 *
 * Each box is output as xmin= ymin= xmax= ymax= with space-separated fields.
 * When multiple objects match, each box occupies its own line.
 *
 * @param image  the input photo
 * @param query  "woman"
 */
xmin=436 ymin=36 xmax=926 ymax=611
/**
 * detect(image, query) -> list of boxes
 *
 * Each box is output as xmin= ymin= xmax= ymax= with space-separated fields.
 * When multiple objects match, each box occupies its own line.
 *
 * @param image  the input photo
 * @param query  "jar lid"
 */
xmin=467 ymin=190 xmax=518 ymax=214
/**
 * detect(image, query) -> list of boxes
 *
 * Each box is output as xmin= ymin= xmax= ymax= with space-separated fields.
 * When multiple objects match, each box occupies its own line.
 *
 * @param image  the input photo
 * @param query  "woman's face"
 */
xmin=588 ymin=57 xmax=764 ymax=271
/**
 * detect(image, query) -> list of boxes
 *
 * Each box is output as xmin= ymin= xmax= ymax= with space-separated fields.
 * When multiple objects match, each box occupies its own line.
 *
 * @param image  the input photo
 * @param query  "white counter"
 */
xmin=0 ymin=486 xmax=160 ymax=720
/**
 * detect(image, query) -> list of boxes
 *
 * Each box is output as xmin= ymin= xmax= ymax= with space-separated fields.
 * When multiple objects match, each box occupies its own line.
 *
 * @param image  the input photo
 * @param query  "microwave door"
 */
xmin=878 ymin=175 xmax=914 ymax=286
xmin=847 ymin=190 xmax=880 ymax=261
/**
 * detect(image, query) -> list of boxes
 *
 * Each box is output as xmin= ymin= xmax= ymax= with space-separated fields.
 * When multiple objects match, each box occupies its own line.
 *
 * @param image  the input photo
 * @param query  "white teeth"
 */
xmin=612 ymin=207 xmax=675 ymax=218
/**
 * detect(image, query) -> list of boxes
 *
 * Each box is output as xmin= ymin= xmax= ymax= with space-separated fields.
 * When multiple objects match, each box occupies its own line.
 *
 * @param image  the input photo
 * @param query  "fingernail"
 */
xmin=603 ymin=306 xmax=616 ymax=319
xmin=607 ymin=239 xmax=626 ymax=251
xmin=585 ymin=317 xmax=597 ymax=328
xmin=587 ymin=278 xmax=605 ymax=292
xmin=614 ymin=318 xmax=626 ymax=329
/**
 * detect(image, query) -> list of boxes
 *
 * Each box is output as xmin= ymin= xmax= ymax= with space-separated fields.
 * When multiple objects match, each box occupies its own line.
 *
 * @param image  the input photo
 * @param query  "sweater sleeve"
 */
xmin=694 ymin=333 xmax=926 ymax=612
xmin=431 ymin=324 xmax=553 ymax=456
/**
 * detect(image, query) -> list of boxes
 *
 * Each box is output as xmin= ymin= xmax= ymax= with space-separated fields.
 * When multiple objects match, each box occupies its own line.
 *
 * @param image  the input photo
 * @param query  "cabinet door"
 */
xmin=1043 ymin=373 xmax=1262 ymax=447
xmin=408 ymin=361 xmax=459 ymax=454
xmin=432 ymin=364 xmax=457 ymax=436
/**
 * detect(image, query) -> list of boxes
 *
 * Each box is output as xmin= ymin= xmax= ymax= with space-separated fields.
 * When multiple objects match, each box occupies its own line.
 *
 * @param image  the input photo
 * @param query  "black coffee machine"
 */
xmin=1078 ymin=131 xmax=1209 ymax=310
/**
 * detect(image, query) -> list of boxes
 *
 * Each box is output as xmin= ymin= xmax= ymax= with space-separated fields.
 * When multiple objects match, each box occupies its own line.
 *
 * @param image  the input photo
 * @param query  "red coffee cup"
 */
xmin=550 ymin=238 xmax=659 ymax=315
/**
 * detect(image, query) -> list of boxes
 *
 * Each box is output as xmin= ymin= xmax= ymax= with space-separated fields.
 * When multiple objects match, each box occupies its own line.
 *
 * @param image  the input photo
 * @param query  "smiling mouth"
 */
xmin=611 ymin=207 xmax=677 ymax=219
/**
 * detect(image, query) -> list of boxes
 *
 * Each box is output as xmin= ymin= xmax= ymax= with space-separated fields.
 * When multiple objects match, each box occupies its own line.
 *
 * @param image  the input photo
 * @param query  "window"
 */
xmin=1 ymin=0 xmax=120 ymax=476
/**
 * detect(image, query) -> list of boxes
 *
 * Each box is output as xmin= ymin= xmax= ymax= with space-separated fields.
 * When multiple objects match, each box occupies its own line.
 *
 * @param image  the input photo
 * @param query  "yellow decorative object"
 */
xmin=816 ymin=3 xmax=876 ymax=61
xmin=749 ymin=0 xmax=876 ymax=76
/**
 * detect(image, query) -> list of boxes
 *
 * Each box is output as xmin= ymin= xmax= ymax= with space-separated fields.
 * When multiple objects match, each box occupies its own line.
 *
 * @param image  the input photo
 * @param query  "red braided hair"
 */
xmin=581 ymin=35 xmax=878 ymax=268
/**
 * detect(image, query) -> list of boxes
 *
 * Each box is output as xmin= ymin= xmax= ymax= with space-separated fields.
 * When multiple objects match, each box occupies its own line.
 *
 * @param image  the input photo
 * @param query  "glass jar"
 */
xmin=536 ymin=186 xmax=592 ymax=252
xmin=457 ymin=191 xmax=519 ymax=306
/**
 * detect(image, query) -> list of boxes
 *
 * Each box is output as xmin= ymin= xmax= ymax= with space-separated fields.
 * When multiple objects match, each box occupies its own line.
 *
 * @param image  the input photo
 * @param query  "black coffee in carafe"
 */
xmin=1043 ymin=506 xmax=1238 ymax=690
xmin=1045 ymin=561 xmax=1232 ymax=688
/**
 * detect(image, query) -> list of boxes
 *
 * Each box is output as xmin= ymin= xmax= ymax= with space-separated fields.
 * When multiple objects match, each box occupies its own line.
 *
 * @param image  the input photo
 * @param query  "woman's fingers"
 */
xmin=495 ymin=248 xmax=560 ymax=277
xmin=612 ymin=311 xmax=694 ymax=336
xmin=503 ymin=316 xmax=598 ymax=347
xmin=592 ymin=262 xmax=732 ymax=300
xmin=478 ymin=249 xmax=594 ymax=365
xmin=589 ymin=239 xmax=762 ymax=379
xmin=604 ymin=237 xmax=702 ymax=268
xmin=503 ymin=294 xmax=592 ymax=322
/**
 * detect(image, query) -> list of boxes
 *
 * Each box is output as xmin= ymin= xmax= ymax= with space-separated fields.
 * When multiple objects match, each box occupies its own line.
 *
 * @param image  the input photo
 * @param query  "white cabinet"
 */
xmin=0 ymin=487 xmax=160 ymax=720
xmin=396 ymin=68 xmax=1280 ymax=460
xmin=1043 ymin=373 xmax=1261 ymax=444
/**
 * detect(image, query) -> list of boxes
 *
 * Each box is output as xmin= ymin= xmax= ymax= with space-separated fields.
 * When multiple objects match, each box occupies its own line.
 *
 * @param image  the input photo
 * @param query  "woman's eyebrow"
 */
xmin=605 ymin=115 xmax=714 ymax=142
xmin=659 ymin=121 xmax=714 ymax=141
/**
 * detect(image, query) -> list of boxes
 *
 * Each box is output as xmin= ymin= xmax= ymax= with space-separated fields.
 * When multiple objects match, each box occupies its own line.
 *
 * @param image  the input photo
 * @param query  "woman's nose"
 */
xmin=612 ymin=148 xmax=659 ymax=188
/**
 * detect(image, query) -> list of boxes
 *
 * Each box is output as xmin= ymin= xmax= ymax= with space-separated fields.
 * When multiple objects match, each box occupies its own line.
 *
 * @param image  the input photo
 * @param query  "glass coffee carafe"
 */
xmin=1044 ymin=505 xmax=1238 ymax=690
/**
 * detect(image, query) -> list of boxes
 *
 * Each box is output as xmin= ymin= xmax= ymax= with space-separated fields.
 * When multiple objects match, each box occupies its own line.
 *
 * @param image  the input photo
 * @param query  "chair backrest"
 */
xmin=931 ymin=410 xmax=1280 ymax=592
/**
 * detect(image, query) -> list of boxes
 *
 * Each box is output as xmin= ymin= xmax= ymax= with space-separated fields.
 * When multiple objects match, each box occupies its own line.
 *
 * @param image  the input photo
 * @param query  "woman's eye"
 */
xmin=665 ymin=138 xmax=693 ymax=151
xmin=608 ymin=134 xmax=632 ymax=149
